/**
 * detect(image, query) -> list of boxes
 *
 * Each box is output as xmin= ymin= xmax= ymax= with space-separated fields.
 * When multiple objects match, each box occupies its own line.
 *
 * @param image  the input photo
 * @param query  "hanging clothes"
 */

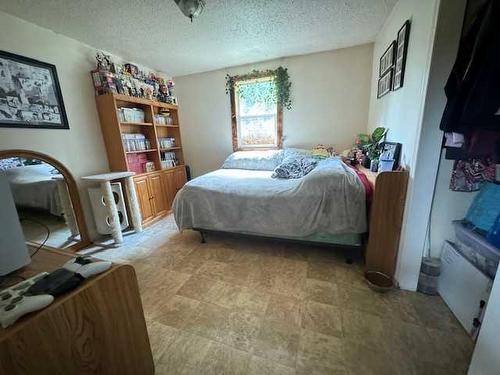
xmin=440 ymin=0 xmax=500 ymax=135
xmin=444 ymin=132 xmax=465 ymax=148
xmin=450 ymin=157 xmax=496 ymax=192
xmin=468 ymin=129 xmax=500 ymax=160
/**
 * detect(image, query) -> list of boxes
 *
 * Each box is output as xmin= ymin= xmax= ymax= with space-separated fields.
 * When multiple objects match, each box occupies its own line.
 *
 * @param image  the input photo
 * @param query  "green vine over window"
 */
xmin=225 ymin=67 xmax=292 ymax=110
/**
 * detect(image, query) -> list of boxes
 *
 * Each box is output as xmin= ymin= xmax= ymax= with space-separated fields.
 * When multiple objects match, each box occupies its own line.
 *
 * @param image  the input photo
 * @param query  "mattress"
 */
xmin=3 ymin=164 xmax=63 ymax=216
xmin=173 ymin=158 xmax=367 ymax=238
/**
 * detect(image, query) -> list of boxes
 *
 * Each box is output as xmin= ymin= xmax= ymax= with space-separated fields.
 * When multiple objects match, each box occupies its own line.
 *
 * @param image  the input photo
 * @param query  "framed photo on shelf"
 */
xmin=0 ymin=50 xmax=69 ymax=129
xmin=377 ymin=69 xmax=393 ymax=98
xmin=393 ymin=20 xmax=411 ymax=91
xmin=380 ymin=141 xmax=402 ymax=169
xmin=379 ymin=41 xmax=396 ymax=77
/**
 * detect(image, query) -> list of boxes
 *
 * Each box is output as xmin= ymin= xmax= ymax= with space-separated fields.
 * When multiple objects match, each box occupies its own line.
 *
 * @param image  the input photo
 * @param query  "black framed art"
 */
xmin=0 ymin=50 xmax=69 ymax=129
xmin=377 ymin=69 xmax=393 ymax=99
xmin=380 ymin=141 xmax=402 ymax=169
xmin=393 ymin=20 xmax=411 ymax=91
xmin=379 ymin=41 xmax=395 ymax=77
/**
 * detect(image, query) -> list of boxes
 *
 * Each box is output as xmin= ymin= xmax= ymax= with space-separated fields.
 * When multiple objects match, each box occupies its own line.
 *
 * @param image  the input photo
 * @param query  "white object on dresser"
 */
xmin=0 ymin=272 xmax=52 ymax=328
xmin=89 ymin=182 xmax=129 ymax=235
xmin=1 ymin=294 xmax=54 ymax=328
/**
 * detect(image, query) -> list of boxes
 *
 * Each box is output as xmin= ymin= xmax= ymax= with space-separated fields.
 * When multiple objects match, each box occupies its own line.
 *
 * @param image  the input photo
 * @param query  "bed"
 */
xmin=173 ymin=150 xmax=369 ymax=248
xmin=3 ymin=163 xmax=63 ymax=216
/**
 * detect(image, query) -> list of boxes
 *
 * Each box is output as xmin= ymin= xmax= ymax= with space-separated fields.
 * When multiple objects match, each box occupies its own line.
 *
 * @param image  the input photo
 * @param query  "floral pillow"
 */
xmin=272 ymin=155 xmax=318 ymax=179
xmin=311 ymin=144 xmax=335 ymax=158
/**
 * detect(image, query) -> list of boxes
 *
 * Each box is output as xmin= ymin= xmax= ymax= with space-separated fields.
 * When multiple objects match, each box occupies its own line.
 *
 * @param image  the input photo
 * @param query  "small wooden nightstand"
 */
xmin=357 ymin=165 xmax=409 ymax=280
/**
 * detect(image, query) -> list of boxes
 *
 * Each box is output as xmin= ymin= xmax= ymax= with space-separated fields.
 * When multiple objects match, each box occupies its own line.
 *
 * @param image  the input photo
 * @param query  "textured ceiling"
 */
xmin=0 ymin=0 xmax=397 ymax=76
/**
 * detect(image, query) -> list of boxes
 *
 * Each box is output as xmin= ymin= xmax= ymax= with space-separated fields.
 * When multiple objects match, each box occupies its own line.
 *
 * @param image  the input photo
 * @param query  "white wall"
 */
xmin=367 ymin=0 xmax=439 ymax=169
xmin=383 ymin=0 xmax=467 ymax=290
xmin=367 ymin=0 xmax=473 ymax=289
xmin=0 ymin=11 xmax=162 ymax=239
xmin=366 ymin=0 xmax=441 ymax=289
xmin=174 ymin=44 xmax=374 ymax=177
xmin=429 ymin=154 xmax=478 ymax=257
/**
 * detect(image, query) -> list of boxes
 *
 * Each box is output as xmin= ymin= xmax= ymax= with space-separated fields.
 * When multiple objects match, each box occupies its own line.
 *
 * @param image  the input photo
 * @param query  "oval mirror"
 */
xmin=0 ymin=150 xmax=91 ymax=252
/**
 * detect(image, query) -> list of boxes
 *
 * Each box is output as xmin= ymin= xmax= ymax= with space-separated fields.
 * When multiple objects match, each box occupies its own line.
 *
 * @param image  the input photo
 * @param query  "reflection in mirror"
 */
xmin=0 ymin=156 xmax=80 ymax=249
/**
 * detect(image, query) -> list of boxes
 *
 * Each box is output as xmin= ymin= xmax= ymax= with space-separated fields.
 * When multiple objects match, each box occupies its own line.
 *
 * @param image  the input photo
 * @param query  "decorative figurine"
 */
xmin=95 ymin=52 xmax=112 ymax=71
xmin=157 ymin=81 xmax=170 ymax=103
xmin=125 ymin=63 xmax=139 ymax=78
xmin=145 ymin=87 xmax=154 ymax=100
xmin=91 ymin=50 xmax=177 ymax=103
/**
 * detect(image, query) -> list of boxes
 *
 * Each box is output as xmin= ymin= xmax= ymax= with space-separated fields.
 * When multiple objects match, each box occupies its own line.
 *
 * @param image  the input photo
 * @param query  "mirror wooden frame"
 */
xmin=0 ymin=149 xmax=91 ymax=251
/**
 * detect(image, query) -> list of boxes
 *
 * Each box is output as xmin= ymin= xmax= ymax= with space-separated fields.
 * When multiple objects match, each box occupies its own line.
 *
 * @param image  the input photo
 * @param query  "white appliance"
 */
xmin=439 ymin=241 xmax=492 ymax=334
xmin=88 ymin=182 xmax=129 ymax=235
xmin=468 ymin=266 xmax=500 ymax=375
xmin=0 ymin=173 xmax=31 ymax=275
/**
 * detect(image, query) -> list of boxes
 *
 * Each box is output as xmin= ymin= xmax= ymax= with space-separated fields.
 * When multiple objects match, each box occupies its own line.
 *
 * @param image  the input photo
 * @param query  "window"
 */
xmin=230 ymin=77 xmax=282 ymax=151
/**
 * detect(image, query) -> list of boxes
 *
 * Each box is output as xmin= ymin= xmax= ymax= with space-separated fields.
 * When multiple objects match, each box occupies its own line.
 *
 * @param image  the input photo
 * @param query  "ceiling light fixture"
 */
xmin=174 ymin=0 xmax=206 ymax=22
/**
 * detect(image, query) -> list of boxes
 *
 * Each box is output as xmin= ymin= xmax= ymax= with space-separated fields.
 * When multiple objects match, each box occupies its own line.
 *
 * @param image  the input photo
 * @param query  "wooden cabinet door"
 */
xmin=174 ymin=167 xmax=187 ymax=191
xmin=134 ymin=176 xmax=154 ymax=223
xmin=162 ymin=170 xmax=176 ymax=209
xmin=149 ymin=173 xmax=168 ymax=216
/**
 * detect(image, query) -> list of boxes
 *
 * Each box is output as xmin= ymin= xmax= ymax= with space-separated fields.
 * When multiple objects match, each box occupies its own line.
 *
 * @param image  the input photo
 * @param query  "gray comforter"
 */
xmin=173 ymin=158 xmax=367 ymax=237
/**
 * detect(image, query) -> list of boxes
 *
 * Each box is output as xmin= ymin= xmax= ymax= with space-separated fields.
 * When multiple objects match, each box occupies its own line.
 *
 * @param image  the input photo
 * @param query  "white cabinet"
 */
xmin=439 ymin=241 xmax=492 ymax=334
xmin=468 ymin=266 xmax=500 ymax=375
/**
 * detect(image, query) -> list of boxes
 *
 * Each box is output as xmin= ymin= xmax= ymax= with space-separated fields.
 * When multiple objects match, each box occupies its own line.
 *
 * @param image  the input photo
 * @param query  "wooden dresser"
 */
xmin=95 ymin=93 xmax=187 ymax=226
xmin=357 ymin=165 xmax=409 ymax=279
xmin=0 ymin=250 xmax=154 ymax=375
xmin=132 ymin=166 xmax=186 ymax=223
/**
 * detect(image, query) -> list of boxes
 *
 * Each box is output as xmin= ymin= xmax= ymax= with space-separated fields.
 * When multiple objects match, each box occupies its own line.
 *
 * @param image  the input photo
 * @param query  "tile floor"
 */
xmin=91 ymin=215 xmax=474 ymax=375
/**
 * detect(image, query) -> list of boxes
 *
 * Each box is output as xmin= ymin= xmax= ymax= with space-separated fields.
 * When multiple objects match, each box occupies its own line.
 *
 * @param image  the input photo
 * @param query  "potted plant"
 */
xmin=354 ymin=127 xmax=387 ymax=169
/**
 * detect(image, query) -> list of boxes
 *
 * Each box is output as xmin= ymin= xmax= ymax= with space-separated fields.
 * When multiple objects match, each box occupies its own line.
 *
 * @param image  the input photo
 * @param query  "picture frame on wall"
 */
xmin=377 ymin=69 xmax=393 ymax=99
xmin=379 ymin=41 xmax=396 ymax=77
xmin=393 ymin=20 xmax=411 ymax=91
xmin=0 ymin=50 xmax=69 ymax=129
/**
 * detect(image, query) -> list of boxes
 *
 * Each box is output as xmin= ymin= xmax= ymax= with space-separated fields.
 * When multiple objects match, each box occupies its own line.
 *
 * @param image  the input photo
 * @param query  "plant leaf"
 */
xmin=371 ymin=127 xmax=387 ymax=143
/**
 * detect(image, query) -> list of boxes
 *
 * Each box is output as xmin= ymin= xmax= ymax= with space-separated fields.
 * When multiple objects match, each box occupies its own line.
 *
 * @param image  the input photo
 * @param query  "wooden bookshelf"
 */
xmin=94 ymin=93 xmax=187 ymax=225
xmin=120 ymin=122 xmax=154 ymax=127
xmin=112 ymin=93 xmax=178 ymax=109
xmin=125 ymin=149 xmax=158 ymax=154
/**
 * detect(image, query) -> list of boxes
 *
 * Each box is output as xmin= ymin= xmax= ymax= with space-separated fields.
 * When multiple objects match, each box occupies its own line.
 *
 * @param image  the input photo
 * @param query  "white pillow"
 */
xmin=222 ymin=150 xmax=284 ymax=171
xmin=282 ymin=148 xmax=312 ymax=159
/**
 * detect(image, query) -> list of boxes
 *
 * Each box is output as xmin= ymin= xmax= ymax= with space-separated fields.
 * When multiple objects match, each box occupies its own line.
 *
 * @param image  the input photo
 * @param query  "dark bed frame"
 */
xmin=193 ymin=228 xmax=366 ymax=264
